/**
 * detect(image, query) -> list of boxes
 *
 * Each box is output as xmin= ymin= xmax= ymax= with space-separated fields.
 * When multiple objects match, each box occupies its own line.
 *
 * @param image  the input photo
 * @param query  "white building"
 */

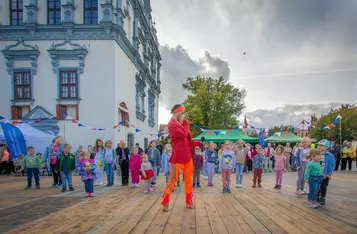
xmin=0 ymin=0 xmax=161 ymax=151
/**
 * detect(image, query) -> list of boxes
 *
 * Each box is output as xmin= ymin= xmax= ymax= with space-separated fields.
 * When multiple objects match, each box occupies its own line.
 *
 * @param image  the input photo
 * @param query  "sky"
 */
xmin=151 ymin=0 xmax=357 ymax=128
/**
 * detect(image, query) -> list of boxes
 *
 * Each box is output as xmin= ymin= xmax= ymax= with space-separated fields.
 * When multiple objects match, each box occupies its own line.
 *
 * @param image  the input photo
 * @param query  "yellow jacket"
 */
xmin=343 ymin=146 xmax=355 ymax=158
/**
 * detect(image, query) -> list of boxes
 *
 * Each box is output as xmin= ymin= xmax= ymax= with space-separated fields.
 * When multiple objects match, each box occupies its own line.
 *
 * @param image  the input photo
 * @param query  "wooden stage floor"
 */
xmin=0 ymin=170 xmax=357 ymax=234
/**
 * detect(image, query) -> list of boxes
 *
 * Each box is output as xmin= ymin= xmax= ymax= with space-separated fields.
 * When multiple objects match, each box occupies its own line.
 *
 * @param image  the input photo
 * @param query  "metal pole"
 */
xmin=340 ymin=119 xmax=342 ymax=147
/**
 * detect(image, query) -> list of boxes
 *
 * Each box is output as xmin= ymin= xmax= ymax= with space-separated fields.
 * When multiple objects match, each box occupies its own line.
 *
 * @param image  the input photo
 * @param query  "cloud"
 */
xmin=159 ymin=45 xmax=231 ymax=109
xmin=245 ymin=103 xmax=344 ymax=128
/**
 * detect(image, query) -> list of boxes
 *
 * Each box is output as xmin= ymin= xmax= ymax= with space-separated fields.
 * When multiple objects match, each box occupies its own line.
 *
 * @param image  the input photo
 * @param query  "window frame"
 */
xmin=13 ymin=71 xmax=32 ymax=100
xmin=59 ymin=70 xmax=78 ymax=99
xmin=84 ymin=0 xmax=98 ymax=25
xmin=47 ymin=0 xmax=61 ymax=25
xmin=10 ymin=0 xmax=24 ymax=26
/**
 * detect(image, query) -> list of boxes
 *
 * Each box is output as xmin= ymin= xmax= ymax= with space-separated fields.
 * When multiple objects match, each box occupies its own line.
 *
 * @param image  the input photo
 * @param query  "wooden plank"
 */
xmin=195 ymin=192 xmax=212 ymax=234
xmin=204 ymin=194 xmax=228 ymax=234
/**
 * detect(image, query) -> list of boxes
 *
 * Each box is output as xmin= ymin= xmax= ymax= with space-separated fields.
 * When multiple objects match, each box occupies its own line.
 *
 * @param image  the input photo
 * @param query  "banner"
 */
xmin=0 ymin=122 xmax=27 ymax=159
xmin=259 ymin=132 xmax=265 ymax=148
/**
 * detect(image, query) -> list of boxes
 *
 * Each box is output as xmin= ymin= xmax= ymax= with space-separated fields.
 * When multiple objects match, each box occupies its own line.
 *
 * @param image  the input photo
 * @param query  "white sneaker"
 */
xmin=296 ymin=189 xmax=301 ymax=194
xmin=131 ymin=184 xmax=135 ymax=188
xmin=300 ymin=190 xmax=308 ymax=195
xmin=238 ymin=184 xmax=242 ymax=188
xmin=236 ymin=184 xmax=240 ymax=188
xmin=135 ymin=184 xmax=139 ymax=188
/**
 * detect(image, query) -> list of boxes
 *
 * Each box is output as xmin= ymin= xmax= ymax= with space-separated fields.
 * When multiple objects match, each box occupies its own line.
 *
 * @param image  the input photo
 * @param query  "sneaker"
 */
xmin=319 ymin=197 xmax=326 ymax=205
xmin=69 ymin=187 xmax=74 ymax=191
xmin=236 ymin=184 xmax=240 ymax=188
xmin=252 ymin=184 xmax=256 ymax=188
xmin=300 ymin=190 xmax=308 ymax=195
xmin=85 ymin=192 xmax=90 ymax=197
xmin=131 ymin=184 xmax=136 ymax=188
xmin=277 ymin=185 xmax=281 ymax=190
xmin=258 ymin=184 xmax=262 ymax=188
xmin=24 ymin=186 xmax=31 ymax=190
xmin=222 ymin=188 xmax=227 ymax=193
xmin=149 ymin=188 xmax=154 ymax=192
xmin=106 ymin=184 xmax=110 ymax=187
xmin=110 ymin=184 xmax=114 ymax=186
xmin=227 ymin=188 xmax=232 ymax=193
xmin=296 ymin=189 xmax=301 ymax=194
xmin=36 ymin=185 xmax=40 ymax=189
xmin=144 ymin=189 xmax=148 ymax=194
xmin=274 ymin=184 xmax=278 ymax=189
xmin=62 ymin=188 xmax=66 ymax=192
xmin=313 ymin=201 xmax=321 ymax=207
xmin=89 ymin=193 xmax=95 ymax=197
xmin=51 ymin=184 xmax=57 ymax=188
xmin=308 ymin=202 xmax=318 ymax=208
xmin=197 ymin=183 xmax=201 ymax=187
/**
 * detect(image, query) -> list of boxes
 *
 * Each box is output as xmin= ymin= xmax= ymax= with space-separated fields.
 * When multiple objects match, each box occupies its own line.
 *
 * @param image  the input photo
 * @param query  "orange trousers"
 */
xmin=161 ymin=159 xmax=194 ymax=206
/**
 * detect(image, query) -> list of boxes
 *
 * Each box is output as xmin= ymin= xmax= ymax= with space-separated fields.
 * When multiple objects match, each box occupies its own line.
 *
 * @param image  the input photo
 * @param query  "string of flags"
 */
xmin=314 ymin=114 xmax=342 ymax=131
xmin=0 ymin=114 xmax=165 ymax=138
xmin=193 ymin=123 xmax=243 ymax=136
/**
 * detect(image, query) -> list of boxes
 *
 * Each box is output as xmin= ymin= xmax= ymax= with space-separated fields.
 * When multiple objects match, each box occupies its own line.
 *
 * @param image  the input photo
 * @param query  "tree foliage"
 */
xmin=311 ymin=104 xmax=357 ymax=142
xmin=182 ymin=76 xmax=246 ymax=137
xmin=270 ymin=125 xmax=291 ymax=133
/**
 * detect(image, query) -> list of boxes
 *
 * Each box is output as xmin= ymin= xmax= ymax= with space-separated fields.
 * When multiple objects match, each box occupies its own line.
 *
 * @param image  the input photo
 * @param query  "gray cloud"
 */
xmin=245 ymin=103 xmax=343 ymax=128
xmin=159 ymin=45 xmax=231 ymax=109
xmin=152 ymin=0 xmax=357 ymax=124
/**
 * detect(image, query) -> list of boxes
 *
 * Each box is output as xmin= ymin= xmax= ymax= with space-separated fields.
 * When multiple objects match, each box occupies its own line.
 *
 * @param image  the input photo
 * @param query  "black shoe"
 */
xmin=69 ymin=187 xmax=74 ymax=191
xmin=109 ymin=184 xmax=113 ymax=186
xmin=319 ymin=197 xmax=326 ymax=205
xmin=62 ymin=188 xmax=66 ymax=192
xmin=106 ymin=184 xmax=110 ymax=187
xmin=274 ymin=184 xmax=278 ymax=189
xmin=197 ymin=183 xmax=201 ymax=187
xmin=278 ymin=185 xmax=281 ymax=190
xmin=24 ymin=186 xmax=31 ymax=190
xmin=36 ymin=185 xmax=40 ymax=189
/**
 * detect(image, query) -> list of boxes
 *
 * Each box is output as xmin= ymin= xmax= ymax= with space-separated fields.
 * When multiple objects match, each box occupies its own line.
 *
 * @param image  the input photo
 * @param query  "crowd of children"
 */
xmin=3 ymin=134 xmax=345 ymax=210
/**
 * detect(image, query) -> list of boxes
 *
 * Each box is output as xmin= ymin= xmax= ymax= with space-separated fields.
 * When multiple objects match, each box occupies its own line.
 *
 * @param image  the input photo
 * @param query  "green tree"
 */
xmin=270 ymin=125 xmax=291 ymax=133
xmin=311 ymin=104 xmax=357 ymax=142
xmin=182 ymin=76 xmax=246 ymax=137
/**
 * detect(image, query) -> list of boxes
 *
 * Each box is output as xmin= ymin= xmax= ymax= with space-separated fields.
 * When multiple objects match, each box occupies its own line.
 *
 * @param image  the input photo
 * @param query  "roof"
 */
xmin=265 ymin=132 xmax=302 ymax=143
xmin=192 ymin=129 xmax=259 ymax=143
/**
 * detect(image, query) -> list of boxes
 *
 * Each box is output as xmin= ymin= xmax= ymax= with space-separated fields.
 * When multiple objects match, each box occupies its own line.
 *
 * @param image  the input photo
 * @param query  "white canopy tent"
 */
xmin=0 ymin=123 xmax=55 ymax=155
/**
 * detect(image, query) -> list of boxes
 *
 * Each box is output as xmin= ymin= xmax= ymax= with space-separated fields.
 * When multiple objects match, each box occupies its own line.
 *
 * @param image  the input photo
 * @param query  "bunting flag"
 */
xmin=270 ymin=132 xmax=275 ymax=136
xmin=135 ymin=129 xmax=141 ymax=133
xmin=333 ymin=119 xmax=339 ymax=124
xmin=255 ymin=129 xmax=261 ymax=134
xmin=228 ymin=129 xmax=233 ymax=132
xmin=233 ymin=126 xmax=239 ymax=130
xmin=71 ymin=120 xmax=78 ymax=123
xmin=214 ymin=131 xmax=220 ymax=136
xmin=208 ymin=130 xmax=213 ymax=135
xmin=200 ymin=128 xmax=207 ymax=132
xmin=193 ymin=124 xmax=199 ymax=129
xmin=220 ymin=131 xmax=226 ymax=135
xmin=283 ymin=130 xmax=288 ymax=134
xmin=0 ymin=116 xmax=5 ymax=120
xmin=65 ymin=116 xmax=72 ymax=120
xmin=275 ymin=132 xmax=281 ymax=136
xmin=12 ymin=121 xmax=20 ymax=125
xmin=78 ymin=123 xmax=85 ymax=127
xmin=61 ymin=111 xmax=67 ymax=115
xmin=113 ymin=124 xmax=119 ymax=129
xmin=336 ymin=114 xmax=342 ymax=119
xmin=329 ymin=123 xmax=335 ymax=127
xmin=290 ymin=127 xmax=295 ymax=132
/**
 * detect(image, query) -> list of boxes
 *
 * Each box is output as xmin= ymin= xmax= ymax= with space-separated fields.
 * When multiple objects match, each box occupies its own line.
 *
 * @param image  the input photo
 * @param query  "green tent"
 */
xmin=265 ymin=132 xmax=302 ymax=143
xmin=192 ymin=129 xmax=259 ymax=143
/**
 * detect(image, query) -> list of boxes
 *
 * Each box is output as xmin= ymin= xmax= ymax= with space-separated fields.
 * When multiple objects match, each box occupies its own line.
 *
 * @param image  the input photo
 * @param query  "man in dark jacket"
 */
xmin=135 ymin=143 xmax=143 ymax=155
xmin=329 ymin=141 xmax=340 ymax=171
xmin=116 ymin=140 xmax=130 ymax=186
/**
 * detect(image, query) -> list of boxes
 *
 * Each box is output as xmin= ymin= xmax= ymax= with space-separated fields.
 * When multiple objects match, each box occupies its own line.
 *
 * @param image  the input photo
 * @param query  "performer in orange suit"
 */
xmin=161 ymin=104 xmax=202 ymax=212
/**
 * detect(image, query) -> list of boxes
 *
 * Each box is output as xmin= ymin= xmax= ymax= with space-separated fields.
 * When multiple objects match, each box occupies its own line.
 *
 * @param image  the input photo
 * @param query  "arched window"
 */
xmin=119 ymin=102 xmax=129 ymax=127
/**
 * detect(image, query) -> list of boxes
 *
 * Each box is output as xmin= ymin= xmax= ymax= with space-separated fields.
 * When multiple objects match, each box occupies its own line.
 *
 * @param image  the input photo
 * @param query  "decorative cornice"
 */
xmin=47 ymin=38 xmax=88 ymax=74
xmin=1 ymin=37 xmax=40 ymax=75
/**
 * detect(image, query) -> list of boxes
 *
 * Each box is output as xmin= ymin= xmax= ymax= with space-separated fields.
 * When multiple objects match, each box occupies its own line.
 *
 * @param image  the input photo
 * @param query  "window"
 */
xmin=47 ymin=0 xmax=61 ymax=25
xmin=11 ymin=106 xmax=23 ymax=119
xmin=59 ymin=71 xmax=78 ymax=99
xmin=120 ymin=102 xmax=130 ymax=127
xmin=84 ymin=0 xmax=98 ymax=24
xmin=10 ymin=0 xmax=23 ymax=26
xmin=14 ymin=71 xmax=31 ymax=100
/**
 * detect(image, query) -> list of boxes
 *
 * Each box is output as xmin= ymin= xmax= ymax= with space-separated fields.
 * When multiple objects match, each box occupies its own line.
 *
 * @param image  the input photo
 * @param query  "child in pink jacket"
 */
xmin=129 ymin=147 xmax=141 ymax=188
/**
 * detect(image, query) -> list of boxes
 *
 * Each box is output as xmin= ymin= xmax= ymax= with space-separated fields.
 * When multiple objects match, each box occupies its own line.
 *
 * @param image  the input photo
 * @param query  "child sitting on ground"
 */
xmin=22 ymin=146 xmax=42 ymax=190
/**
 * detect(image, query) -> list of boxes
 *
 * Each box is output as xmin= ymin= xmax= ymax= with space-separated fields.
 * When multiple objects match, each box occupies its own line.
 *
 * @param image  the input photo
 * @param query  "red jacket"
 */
xmin=168 ymin=118 xmax=201 ymax=163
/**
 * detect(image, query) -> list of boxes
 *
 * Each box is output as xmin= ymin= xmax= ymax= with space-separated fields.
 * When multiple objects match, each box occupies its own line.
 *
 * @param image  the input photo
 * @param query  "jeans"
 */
xmin=235 ymin=163 xmax=244 ymax=185
xmin=84 ymin=179 xmax=94 ymax=193
xmin=264 ymin=157 xmax=272 ymax=172
xmin=74 ymin=159 xmax=80 ymax=174
xmin=26 ymin=168 xmax=40 ymax=187
xmin=308 ymin=175 xmax=322 ymax=201
xmin=207 ymin=162 xmax=215 ymax=184
xmin=60 ymin=171 xmax=73 ymax=189
xmin=193 ymin=169 xmax=201 ymax=184
xmin=151 ymin=165 xmax=157 ymax=184
xmin=105 ymin=163 xmax=114 ymax=185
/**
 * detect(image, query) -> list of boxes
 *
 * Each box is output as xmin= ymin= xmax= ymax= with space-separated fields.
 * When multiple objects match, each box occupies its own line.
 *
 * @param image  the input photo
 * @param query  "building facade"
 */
xmin=0 ymin=0 xmax=161 ymax=150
